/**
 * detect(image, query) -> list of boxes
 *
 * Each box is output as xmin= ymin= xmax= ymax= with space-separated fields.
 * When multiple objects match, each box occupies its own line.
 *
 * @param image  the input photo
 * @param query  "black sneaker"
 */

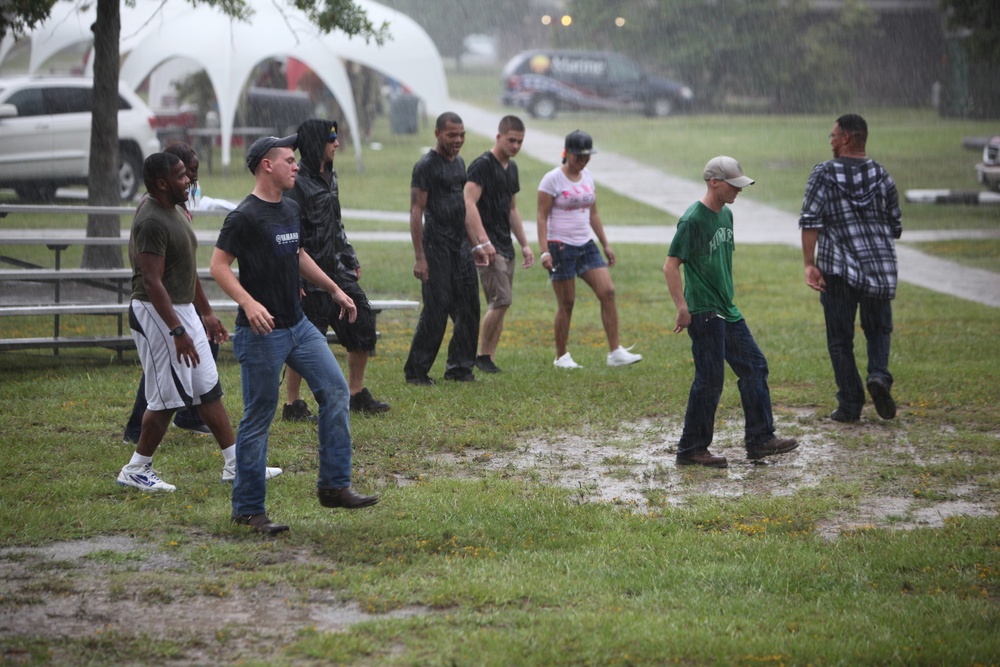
xmin=866 ymin=378 xmax=896 ymax=420
xmin=830 ymin=408 xmax=859 ymax=423
xmin=282 ymin=399 xmax=317 ymax=422
xmin=444 ymin=371 xmax=476 ymax=382
xmin=406 ymin=375 xmax=435 ymax=386
xmin=350 ymin=387 xmax=391 ymax=414
xmin=746 ymin=437 xmax=799 ymax=460
xmin=474 ymin=355 xmax=502 ymax=373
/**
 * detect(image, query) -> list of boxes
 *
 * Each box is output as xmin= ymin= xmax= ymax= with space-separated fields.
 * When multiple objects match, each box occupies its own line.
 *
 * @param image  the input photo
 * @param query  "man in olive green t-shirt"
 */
xmin=663 ymin=156 xmax=798 ymax=469
xmin=117 ymin=152 xmax=243 ymax=493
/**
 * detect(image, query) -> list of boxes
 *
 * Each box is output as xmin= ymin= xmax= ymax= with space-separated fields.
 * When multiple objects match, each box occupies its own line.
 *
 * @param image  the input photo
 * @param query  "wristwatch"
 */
xmin=169 ymin=325 xmax=186 ymax=337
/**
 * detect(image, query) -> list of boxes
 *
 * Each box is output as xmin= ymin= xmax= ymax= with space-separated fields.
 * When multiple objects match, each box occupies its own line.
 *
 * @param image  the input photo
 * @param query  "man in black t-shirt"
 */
xmin=464 ymin=115 xmax=534 ymax=374
xmin=404 ymin=112 xmax=487 ymax=385
xmin=211 ymin=134 xmax=378 ymax=535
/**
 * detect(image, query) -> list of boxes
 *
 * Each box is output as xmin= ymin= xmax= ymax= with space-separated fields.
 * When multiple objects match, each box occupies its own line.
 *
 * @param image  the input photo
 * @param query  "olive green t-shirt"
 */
xmin=667 ymin=201 xmax=742 ymax=322
xmin=129 ymin=197 xmax=198 ymax=304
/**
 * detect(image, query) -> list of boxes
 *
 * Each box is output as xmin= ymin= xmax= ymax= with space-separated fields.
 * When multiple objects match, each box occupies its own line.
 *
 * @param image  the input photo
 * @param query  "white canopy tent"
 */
xmin=0 ymin=0 xmax=448 ymax=170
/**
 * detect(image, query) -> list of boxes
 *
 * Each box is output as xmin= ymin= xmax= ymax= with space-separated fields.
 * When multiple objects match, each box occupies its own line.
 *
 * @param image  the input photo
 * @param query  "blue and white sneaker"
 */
xmin=116 ymin=463 xmax=176 ymax=492
xmin=221 ymin=462 xmax=283 ymax=483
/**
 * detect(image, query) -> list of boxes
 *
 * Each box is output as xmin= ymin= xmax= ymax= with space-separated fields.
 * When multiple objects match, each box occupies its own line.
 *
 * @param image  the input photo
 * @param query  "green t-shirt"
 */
xmin=667 ymin=201 xmax=742 ymax=322
xmin=129 ymin=197 xmax=198 ymax=304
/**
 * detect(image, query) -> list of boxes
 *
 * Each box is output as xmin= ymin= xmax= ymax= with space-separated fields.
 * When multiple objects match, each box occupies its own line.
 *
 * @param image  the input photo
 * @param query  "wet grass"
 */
xmin=907 ymin=238 xmax=1000 ymax=272
xmin=2 ymin=239 xmax=999 ymax=665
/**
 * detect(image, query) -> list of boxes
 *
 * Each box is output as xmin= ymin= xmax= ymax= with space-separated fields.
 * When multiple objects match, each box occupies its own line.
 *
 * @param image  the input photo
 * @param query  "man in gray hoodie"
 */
xmin=282 ymin=119 xmax=390 ymax=418
xmin=800 ymin=113 xmax=902 ymax=423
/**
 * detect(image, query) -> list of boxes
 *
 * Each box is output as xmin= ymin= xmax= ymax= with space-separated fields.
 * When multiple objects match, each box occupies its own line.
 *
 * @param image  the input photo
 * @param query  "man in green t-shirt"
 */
xmin=663 ymin=156 xmax=798 ymax=468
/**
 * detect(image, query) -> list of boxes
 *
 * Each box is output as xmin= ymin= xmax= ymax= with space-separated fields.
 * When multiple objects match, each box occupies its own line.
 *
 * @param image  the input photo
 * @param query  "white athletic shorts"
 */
xmin=129 ymin=300 xmax=223 ymax=412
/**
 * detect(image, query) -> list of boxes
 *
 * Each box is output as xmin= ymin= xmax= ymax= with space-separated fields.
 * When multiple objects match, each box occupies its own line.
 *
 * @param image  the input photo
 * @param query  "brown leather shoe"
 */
xmin=317 ymin=486 xmax=379 ymax=509
xmin=231 ymin=513 xmax=289 ymax=535
xmin=676 ymin=450 xmax=729 ymax=468
xmin=746 ymin=437 xmax=799 ymax=460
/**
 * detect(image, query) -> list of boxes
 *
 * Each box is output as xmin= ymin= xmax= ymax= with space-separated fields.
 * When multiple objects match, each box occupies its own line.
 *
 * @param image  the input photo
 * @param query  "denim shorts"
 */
xmin=547 ymin=239 xmax=606 ymax=281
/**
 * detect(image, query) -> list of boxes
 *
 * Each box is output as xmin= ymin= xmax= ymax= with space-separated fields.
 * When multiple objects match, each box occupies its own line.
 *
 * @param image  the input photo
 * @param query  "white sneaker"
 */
xmin=607 ymin=345 xmax=642 ymax=367
xmin=117 ymin=463 xmax=176 ymax=492
xmin=221 ymin=462 xmax=283 ymax=483
xmin=553 ymin=353 xmax=583 ymax=369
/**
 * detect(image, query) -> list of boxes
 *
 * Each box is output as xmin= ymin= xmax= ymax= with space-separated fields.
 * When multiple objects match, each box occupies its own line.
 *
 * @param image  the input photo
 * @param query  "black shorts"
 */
xmin=302 ymin=277 xmax=377 ymax=352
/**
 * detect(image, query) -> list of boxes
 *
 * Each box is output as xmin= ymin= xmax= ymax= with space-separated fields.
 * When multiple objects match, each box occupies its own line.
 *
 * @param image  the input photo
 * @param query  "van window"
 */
xmin=606 ymin=56 xmax=644 ymax=83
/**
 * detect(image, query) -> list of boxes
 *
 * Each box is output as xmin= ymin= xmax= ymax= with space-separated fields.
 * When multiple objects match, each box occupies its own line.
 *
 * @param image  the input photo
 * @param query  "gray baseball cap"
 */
xmin=703 ymin=156 xmax=754 ymax=187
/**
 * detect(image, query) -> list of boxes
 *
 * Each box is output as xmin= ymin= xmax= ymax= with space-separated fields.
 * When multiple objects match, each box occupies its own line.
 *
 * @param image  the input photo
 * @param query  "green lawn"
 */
xmin=3 ymin=238 xmax=1000 ymax=665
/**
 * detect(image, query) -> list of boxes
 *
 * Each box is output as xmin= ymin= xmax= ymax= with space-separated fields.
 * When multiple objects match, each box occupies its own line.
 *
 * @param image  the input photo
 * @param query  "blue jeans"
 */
xmin=231 ymin=317 xmax=352 ymax=516
xmin=677 ymin=314 xmax=775 ymax=455
xmin=820 ymin=275 xmax=893 ymax=418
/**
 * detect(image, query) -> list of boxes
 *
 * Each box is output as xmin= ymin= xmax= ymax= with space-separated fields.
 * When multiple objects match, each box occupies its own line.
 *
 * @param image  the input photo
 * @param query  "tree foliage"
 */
xmin=0 ymin=0 xmax=57 ymax=38
xmin=569 ymin=0 xmax=878 ymax=112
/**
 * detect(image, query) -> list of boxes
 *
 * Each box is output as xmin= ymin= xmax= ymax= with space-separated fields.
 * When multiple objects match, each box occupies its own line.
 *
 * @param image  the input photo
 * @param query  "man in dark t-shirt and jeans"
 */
xmin=464 ymin=115 xmax=534 ymax=374
xmin=211 ymin=134 xmax=378 ymax=535
xmin=404 ymin=112 xmax=489 ymax=385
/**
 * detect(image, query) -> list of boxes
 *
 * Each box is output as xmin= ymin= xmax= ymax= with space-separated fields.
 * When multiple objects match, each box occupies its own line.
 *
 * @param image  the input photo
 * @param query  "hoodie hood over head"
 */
xmin=296 ymin=119 xmax=338 ymax=174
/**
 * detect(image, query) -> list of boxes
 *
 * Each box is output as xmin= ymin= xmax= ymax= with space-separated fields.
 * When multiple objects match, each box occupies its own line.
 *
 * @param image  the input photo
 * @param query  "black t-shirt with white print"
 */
xmin=216 ymin=194 xmax=303 ymax=329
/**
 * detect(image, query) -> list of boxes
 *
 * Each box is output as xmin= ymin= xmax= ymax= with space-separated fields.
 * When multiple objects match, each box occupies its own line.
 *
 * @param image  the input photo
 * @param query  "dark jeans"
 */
xmin=820 ymin=274 xmax=893 ymax=418
xmin=124 ymin=338 xmax=220 ymax=441
xmin=677 ymin=314 xmax=775 ymax=455
xmin=404 ymin=236 xmax=480 ymax=380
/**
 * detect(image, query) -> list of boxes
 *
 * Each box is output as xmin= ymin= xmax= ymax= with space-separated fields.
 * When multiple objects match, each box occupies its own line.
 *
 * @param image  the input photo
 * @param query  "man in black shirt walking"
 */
xmin=404 ymin=112 xmax=488 ymax=384
xmin=464 ymin=115 xmax=534 ymax=374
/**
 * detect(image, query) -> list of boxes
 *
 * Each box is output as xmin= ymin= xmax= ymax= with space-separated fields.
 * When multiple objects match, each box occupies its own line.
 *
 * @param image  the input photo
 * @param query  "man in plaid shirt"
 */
xmin=800 ymin=113 xmax=902 ymax=423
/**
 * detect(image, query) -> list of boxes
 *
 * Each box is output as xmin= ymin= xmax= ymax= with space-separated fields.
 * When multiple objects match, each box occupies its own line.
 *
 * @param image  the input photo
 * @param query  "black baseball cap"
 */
xmin=564 ymin=130 xmax=597 ymax=155
xmin=246 ymin=134 xmax=298 ymax=174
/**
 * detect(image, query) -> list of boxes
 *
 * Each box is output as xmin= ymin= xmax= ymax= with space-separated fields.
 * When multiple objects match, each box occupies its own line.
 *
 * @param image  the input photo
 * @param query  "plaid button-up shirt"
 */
xmin=799 ymin=157 xmax=902 ymax=299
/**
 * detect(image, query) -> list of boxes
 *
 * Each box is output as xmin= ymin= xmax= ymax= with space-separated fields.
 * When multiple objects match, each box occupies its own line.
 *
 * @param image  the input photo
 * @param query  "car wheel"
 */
xmin=118 ymin=147 xmax=143 ymax=201
xmin=14 ymin=183 xmax=58 ymax=202
xmin=646 ymin=97 xmax=674 ymax=118
xmin=529 ymin=95 xmax=557 ymax=120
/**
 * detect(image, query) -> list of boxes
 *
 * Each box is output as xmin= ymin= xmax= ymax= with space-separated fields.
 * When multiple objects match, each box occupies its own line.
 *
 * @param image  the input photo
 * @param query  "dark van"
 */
xmin=501 ymin=49 xmax=693 ymax=120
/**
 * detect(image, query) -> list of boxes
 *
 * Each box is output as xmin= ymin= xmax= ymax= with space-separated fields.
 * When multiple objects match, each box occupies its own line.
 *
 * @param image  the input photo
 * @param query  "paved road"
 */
xmin=448 ymin=101 xmax=1000 ymax=309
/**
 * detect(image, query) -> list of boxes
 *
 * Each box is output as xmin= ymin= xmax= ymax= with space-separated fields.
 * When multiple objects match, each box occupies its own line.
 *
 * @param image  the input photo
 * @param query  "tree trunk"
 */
xmin=82 ymin=0 xmax=123 ymax=269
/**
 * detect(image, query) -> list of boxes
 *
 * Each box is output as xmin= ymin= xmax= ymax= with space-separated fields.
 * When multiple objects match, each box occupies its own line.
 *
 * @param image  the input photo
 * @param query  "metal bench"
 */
xmin=0 ymin=298 xmax=419 ymax=353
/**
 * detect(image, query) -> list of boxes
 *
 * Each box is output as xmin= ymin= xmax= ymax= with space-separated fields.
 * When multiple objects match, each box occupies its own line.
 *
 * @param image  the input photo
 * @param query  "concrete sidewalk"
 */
xmin=448 ymin=101 xmax=1000 ymax=309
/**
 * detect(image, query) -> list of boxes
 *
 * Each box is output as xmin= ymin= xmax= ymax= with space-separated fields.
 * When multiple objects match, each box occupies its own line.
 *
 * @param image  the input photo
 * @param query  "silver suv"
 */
xmin=0 ymin=76 xmax=161 ymax=201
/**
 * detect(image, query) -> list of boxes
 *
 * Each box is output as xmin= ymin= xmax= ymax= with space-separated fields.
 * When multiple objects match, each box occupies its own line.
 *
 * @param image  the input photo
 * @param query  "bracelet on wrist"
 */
xmin=541 ymin=252 xmax=551 ymax=259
